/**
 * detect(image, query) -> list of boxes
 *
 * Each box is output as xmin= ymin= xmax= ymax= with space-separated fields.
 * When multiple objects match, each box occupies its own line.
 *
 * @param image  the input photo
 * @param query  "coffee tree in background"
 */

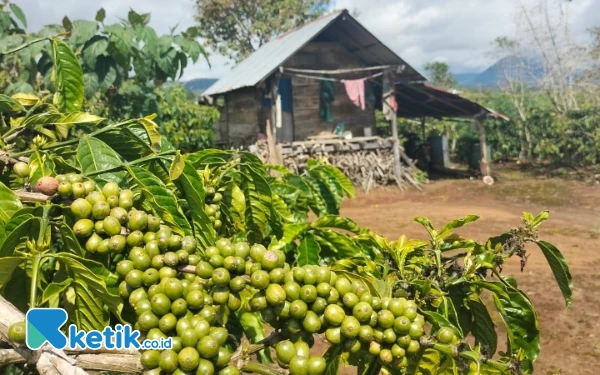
xmin=0 ymin=20 xmax=573 ymax=375
xmin=0 ymin=2 xmax=218 ymax=151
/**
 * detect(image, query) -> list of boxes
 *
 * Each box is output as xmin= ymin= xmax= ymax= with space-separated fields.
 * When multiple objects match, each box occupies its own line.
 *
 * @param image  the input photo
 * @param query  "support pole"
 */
xmin=391 ymin=108 xmax=402 ymax=179
xmin=474 ymin=117 xmax=491 ymax=178
xmin=387 ymin=70 xmax=402 ymax=180
xmin=269 ymin=75 xmax=280 ymax=146
xmin=224 ymin=95 xmax=230 ymax=146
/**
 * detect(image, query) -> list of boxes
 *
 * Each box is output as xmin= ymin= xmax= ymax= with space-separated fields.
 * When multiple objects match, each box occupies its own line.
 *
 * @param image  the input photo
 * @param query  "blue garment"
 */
xmin=262 ymin=79 xmax=293 ymax=113
xmin=279 ymin=79 xmax=293 ymax=113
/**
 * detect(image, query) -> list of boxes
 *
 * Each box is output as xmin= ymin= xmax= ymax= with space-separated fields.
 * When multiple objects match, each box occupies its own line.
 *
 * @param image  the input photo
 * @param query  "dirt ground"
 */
xmin=337 ymin=167 xmax=600 ymax=375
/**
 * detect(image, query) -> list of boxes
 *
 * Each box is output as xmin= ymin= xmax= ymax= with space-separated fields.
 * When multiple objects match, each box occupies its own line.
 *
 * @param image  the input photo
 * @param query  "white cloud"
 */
xmin=15 ymin=0 xmax=600 ymax=79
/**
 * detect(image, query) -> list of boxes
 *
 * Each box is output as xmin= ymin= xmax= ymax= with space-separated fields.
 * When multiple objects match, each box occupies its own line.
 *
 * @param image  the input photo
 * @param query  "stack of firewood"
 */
xmin=249 ymin=140 xmax=424 ymax=192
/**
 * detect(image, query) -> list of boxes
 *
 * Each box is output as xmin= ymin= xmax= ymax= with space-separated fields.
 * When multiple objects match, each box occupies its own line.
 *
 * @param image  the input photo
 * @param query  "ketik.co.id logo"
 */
xmin=26 ymin=308 xmax=171 ymax=350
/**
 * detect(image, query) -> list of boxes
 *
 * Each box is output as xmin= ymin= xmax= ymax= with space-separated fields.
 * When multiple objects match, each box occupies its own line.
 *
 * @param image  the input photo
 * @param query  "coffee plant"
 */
xmin=0 ymin=35 xmax=572 ymax=375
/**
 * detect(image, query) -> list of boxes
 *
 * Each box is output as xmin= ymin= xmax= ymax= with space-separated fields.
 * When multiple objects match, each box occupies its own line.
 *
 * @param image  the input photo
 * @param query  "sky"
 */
xmin=15 ymin=0 xmax=600 ymax=81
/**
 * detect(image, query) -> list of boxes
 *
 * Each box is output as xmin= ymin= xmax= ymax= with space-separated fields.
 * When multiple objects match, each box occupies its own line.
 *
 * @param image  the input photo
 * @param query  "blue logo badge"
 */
xmin=26 ymin=308 xmax=68 ymax=350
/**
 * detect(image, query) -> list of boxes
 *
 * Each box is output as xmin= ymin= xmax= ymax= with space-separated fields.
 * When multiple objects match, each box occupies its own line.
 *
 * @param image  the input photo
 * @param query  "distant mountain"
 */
xmin=184 ymin=78 xmax=219 ymax=95
xmin=455 ymin=56 xmax=545 ymax=89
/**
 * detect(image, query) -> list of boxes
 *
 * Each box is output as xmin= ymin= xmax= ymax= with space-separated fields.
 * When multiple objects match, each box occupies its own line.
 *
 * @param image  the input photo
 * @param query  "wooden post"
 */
xmin=224 ymin=94 xmax=230 ymax=146
xmin=474 ymin=117 xmax=491 ymax=177
xmin=387 ymin=70 xmax=402 ymax=180
xmin=420 ymin=117 xmax=426 ymax=141
xmin=391 ymin=108 xmax=402 ymax=179
xmin=269 ymin=75 xmax=280 ymax=145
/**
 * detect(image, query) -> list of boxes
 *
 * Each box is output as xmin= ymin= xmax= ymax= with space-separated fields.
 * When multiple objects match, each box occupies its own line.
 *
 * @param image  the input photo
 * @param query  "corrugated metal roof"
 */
xmin=395 ymin=82 xmax=509 ymax=120
xmin=204 ymin=9 xmax=425 ymax=97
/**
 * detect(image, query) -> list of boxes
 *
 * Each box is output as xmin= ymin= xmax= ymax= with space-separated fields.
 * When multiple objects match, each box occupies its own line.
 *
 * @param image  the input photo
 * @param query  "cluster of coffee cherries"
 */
xmin=204 ymin=187 xmax=222 ymax=231
xmin=244 ymin=262 xmax=428 ymax=372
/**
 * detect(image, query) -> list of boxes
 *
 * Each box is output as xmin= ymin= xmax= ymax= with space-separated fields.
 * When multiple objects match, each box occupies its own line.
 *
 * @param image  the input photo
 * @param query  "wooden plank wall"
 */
xmin=284 ymin=41 xmax=377 ymax=140
xmin=214 ymin=87 xmax=259 ymax=146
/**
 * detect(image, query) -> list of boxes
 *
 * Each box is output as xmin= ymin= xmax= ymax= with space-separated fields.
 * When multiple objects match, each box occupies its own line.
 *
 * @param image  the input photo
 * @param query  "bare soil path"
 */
xmin=338 ymin=170 xmax=600 ymax=375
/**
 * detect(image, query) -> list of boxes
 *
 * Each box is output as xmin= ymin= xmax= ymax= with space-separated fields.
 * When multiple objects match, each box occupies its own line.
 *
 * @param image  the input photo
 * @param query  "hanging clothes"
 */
xmin=319 ymin=80 xmax=335 ymax=123
xmin=365 ymin=81 xmax=376 ymax=109
xmin=343 ymin=79 xmax=366 ymax=110
xmin=278 ymin=79 xmax=293 ymax=113
xmin=383 ymin=71 xmax=398 ymax=121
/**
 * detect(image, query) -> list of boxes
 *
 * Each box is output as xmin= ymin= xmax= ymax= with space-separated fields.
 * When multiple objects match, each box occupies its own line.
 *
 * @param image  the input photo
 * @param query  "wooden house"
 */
xmin=203 ymin=9 xmax=506 ymax=181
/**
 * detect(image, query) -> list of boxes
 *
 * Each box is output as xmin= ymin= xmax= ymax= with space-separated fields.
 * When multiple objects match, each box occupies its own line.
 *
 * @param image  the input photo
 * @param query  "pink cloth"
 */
xmin=344 ymin=79 xmax=366 ymax=110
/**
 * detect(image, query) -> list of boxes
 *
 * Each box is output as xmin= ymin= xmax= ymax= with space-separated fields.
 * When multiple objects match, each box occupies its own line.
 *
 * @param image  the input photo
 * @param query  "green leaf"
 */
xmin=77 ymin=136 xmax=126 ymax=186
xmin=536 ymin=240 xmax=573 ymax=307
xmin=6 ymin=81 xmax=34 ymax=95
xmin=22 ymin=163 xmax=52 ymax=193
xmin=105 ymin=24 xmax=133 ymax=70
xmin=95 ymin=8 xmax=106 ymax=23
xmin=23 ymin=112 xmax=104 ymax=139
xmin=128 ymin=9 xmax=149 ymax=26
xmin=322 ymin=343 xmax=343 ymax=375
xmin=9 ymin=3 xmax=27 ymax=27
xmin=95 ymin=125 xmax=154 ymax=162
xmin=72 ymin=279 xmax=110 ymax=330
xmin=314 ymin=229 xmax=362 ymax=259
xmin=82 ymin=35 xmax=109 ymax=69
xmin=83 ymin=72 xmax=99 ymax=99
xmin=0 ymin=257 xmax=25 ymax=289
xmin=0 ymin=216 xmax=39 ymax=257
xmin=0 ymin=182 xmax=22 ymax=224
xmin=51 ymin=38 xmax=84 ymax=112
xmin=414 ymin=348 xmax=441 ymax=375
xmin=62 ymin=16 xmax=73 ymax=32
xmin=174 ymin=162 xmax=214 ymax=248
xmin=95 ymin=55 xmax=118 ymax=93
xmin=439 ymin=215 xmax=480 ymax=237
xmin=469 ymin=295 xmax=497 ymax=355
xmin=311 ymin=215 xmax=360 ymax=233
xmin=3 ymin=266 xmax=28 ymax=311
xmin=486 ymin=279 xmax=539 ymax=370
xmin=41 ymin=278 xmax=73 ymax=307
xmin=237 ymin=311 xmax=271 ymax=363
xmin=240 ymin=165 xmax=272 ymax=243
xmin=421 ymin=310 xmax=459 ymax=334
xmin=55 ymin=253 xmax=122 ymax=325
xmin=414 ymin=216 xmax=436 ymax=237
xmin=12 ymin=93 xmax=40 ymax=106
xmin=523 ymin=210 xmax=549 ymax=229
xmin=57 ymin=222 xmax=86 ymax=256
xmin=307 ymin=168 xmax=343 ymax=214
xmin=0 ymin=94 xmax=25 ymax=112
xmin=136 ymin=25 xmax=159 ymax=54
xmin=318 ymin=164 xmax=355 ymax=198
xmin=224 ymin=183 xmax=246 ymax=231
xmin=128 ymin=165 xmax=192 ymax=236
xmin=54 ymin=112 xmax=104 ymax=138
xmin=139 ymin=116 xmax=161 ymax=152
xmin=69 ymin=20 xmax=98 ymax=47
xmin=169 ymin=151 xmax=185 ymax=180
xmin=281 ymin=223 xmax=310 ymax=246
xmin=271 ymin=194 xmax=295 ymax=223
xmin=297 ymin=233 xmax=320 ymax=266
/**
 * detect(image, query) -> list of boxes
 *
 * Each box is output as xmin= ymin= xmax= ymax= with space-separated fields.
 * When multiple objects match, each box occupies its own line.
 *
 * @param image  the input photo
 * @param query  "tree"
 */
xmin=422 ymin=62 xmax=459 ymax=155
xmin=492 ymin=36 xmax=537 ymax=161
xmin=423 ymin=61 xmax=456 ymax=89
xmin=194 ymin=0 xmax=332 ymax=62
xmin=515 ymin=0 xmax=582 ymax=114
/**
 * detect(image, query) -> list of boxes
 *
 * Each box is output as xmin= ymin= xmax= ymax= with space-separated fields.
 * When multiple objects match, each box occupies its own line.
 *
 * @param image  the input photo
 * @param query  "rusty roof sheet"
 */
xmin=395 ymin=82 xmax=509 ymax=120
xmin=204 ymin=9 xmax=424 ymax=97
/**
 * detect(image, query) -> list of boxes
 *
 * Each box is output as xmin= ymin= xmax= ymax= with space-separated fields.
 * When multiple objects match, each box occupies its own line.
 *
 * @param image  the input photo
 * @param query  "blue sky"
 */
xmin=15 ymin=0 xmax=600 ymax=81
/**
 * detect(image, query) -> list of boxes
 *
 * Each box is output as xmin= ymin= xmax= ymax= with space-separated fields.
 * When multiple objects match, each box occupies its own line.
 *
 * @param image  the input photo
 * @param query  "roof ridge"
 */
xmin=273 ymin=8 xmax=345 ymax=41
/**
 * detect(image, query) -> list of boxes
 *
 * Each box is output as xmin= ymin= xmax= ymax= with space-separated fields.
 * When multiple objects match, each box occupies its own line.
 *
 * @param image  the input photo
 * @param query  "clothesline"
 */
xmin=281 ymin=65 xmax=396 ymax=75
xmin=285 ymin=71 xmax=384 ymax=83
